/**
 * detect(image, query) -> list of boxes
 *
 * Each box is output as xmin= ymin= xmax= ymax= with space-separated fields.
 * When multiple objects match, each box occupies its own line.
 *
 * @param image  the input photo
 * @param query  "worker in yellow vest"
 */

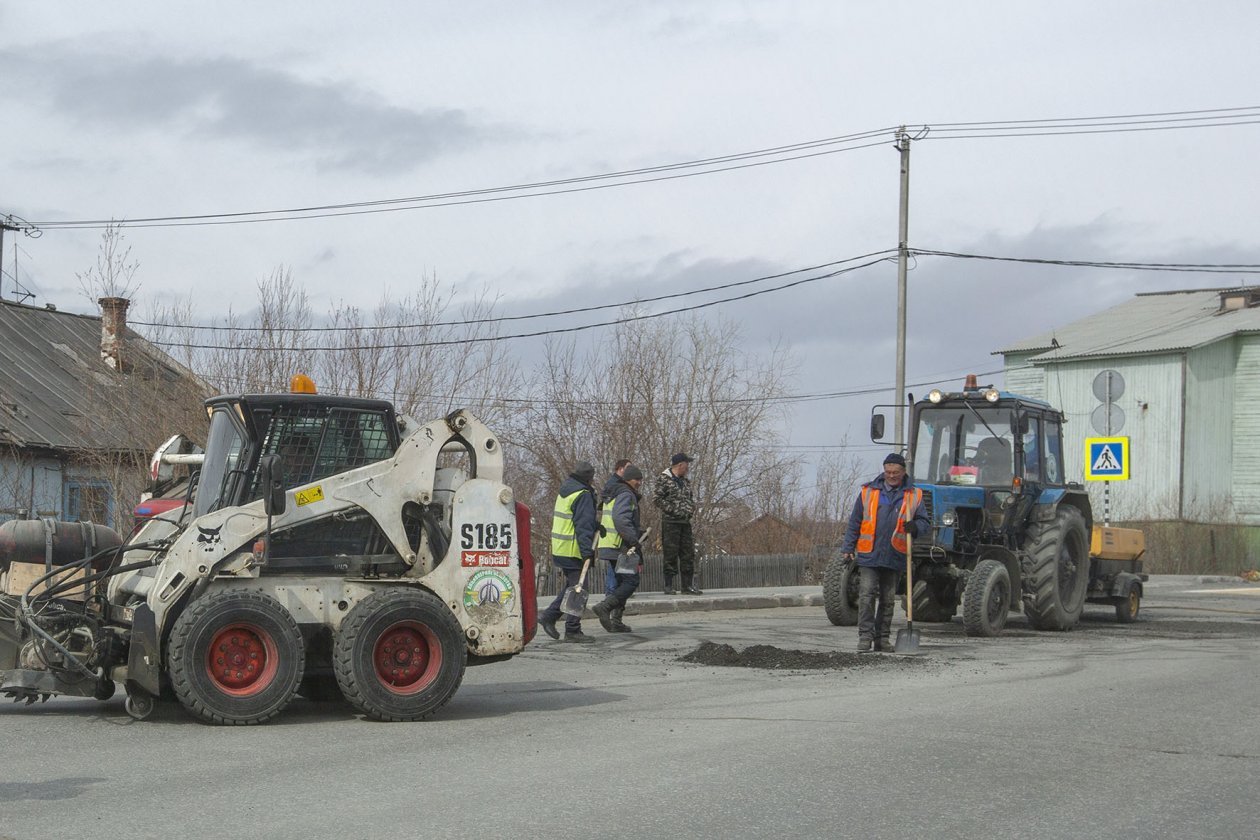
xmin=592 ymin=464 xmax=645 ymax=633
xmin=539 ymin=461 xmax=599 ymax=643
xmin=839 ymin=453 xmax=929 ymax=652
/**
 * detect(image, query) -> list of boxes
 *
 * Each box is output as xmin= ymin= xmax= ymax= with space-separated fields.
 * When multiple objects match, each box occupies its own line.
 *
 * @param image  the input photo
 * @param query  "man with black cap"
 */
xmin=839 ymin=453 xmax=929 ymax=652
xmin=653 ymin=453 xmax=701 ymax=595
xmin=539 ymin=461 xmax=599 ymax=643
xmin=592 ymin=464 xmax=645 ymax=633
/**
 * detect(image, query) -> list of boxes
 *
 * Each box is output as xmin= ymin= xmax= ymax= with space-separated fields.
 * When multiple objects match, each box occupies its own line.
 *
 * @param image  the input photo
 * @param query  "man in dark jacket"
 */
xmin=539 ymin=461 xmax=599 ymax=643
xmin=840 ymin=453 xmax=930 ymax=652
xmin=653 ymin=453 xmax=701 ymax=595
xmin=592 ymin=465 xmax=645 ymax=633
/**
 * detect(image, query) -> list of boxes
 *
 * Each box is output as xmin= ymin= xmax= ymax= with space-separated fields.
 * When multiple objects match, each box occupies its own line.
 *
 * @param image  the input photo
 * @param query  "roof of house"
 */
xmin=0 ymin=299 xmax=205 ymax=452
xmin=994 ymin=286 xmax=1260 ymax=362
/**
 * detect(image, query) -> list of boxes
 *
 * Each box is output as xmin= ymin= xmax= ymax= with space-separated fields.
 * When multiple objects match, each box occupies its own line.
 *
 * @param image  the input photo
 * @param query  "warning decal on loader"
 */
xmin=1084 ymin=437 xmax=1129 ymax=481
xmin=294 ymin=485 xmax=325 ymax=506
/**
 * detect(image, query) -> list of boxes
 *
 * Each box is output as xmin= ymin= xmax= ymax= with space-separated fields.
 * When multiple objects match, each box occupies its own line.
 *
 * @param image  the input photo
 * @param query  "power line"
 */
xmin=914 ymin=249 xmax=1260 ymax=274
xmin=148 ymin=255 xmax=892 ymax=352
xmin=132 ymin=249 xmax=898 ymax=332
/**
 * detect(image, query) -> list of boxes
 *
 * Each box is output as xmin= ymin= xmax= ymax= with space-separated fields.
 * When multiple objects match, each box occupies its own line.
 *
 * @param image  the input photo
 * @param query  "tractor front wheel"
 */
xmin=962 ymin=559 xmax=1011 ymax=637
xmin=167 ymin=590 xmax=305 ymax=725
xmin=903 ymin=579 xmax=958 ymax=623
xmin=822 ymin=556 xmax=859 ymax=626
xmin=333 ymin=588 xmax=466 ymax=722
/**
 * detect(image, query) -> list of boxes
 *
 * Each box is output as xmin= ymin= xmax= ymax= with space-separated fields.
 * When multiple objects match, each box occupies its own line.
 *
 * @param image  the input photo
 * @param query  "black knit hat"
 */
xmin=572 ymin=461 xmax=595 ymax=483
xmin=883 ymin=453 xmax=907 ymax=467
xmin=622 ymin=465 xmax=644 ymax=481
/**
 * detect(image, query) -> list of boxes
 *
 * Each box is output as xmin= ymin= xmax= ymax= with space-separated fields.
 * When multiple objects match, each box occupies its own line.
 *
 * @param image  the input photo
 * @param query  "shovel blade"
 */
xmin=560 ymin=586 xmax=589 ymax=618
xmin=893 ymin=627 xmax=922 ymax=655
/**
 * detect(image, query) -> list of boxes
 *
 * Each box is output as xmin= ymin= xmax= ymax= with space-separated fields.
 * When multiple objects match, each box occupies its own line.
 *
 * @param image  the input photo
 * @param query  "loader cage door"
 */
xmin=248 ymin=403 xmax=399 ymax=499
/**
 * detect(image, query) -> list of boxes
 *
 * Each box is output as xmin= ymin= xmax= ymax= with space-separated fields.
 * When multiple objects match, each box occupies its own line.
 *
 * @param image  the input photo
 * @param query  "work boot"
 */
xmin=857 ymin=638 xmax=873 ymax=653
xmin=681 ymin=575 xmax=704 ymax=595
xmin=563 ymin=631 xmax=594 ymax=644
xmin=592 ymin=599 xmax=617 ymax=633
xmin=610 ymin=607 xmax=632 ymax=633
xmin=875 ymin=637 xmax=892 ymax=652
xmin=664 ymin=576 xmax=676 ymax=595
xmin=538 ymin=614 xmax=560 ymax=640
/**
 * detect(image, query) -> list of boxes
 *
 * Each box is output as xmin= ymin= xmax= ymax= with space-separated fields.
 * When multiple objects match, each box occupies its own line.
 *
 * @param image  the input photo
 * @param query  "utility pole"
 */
xmin=894 ymin=127 xmax=911 ymax=448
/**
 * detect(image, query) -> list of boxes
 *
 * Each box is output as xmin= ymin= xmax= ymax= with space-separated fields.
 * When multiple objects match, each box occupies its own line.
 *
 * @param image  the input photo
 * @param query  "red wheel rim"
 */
xmin=373 ymin=620 xmax=442 ymax=696
xmin=205 ymin=623 xmax=280 ymax=697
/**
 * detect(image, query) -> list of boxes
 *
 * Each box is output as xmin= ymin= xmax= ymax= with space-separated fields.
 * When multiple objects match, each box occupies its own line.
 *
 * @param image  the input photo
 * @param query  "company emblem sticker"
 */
xmin=463 ymin=569 xmax=514 ymax=623
xmin=461 ymin=550 xmax=512 ymax=568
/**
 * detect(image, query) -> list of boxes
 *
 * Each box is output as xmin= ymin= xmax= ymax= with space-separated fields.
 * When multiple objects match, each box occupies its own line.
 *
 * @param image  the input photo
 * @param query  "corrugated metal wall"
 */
xmin=1003 ymin=352 xmax=1046 ymax=398
xmin=1232 ymin=336 xmax=1260 ymax=523
xmin=1007 ymin=353 xmax=1185 ymax=522
xmin=1184 ymin=338 xmax=1238 ymax=522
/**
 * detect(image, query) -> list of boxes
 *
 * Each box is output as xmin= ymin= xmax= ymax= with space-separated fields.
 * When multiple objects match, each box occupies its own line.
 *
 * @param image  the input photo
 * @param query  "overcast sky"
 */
xmin=3 ymin=2 xmax=1259 ymax=477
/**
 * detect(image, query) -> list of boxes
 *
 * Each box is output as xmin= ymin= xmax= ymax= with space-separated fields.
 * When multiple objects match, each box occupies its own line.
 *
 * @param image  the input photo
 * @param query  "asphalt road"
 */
xmin=2 ymin=579 xmax=1259 ymax=840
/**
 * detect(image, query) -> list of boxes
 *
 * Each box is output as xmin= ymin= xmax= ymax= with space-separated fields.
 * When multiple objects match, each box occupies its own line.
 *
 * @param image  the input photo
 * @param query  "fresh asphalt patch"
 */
xmin=678 ymin=640 xmax=931 ymax=670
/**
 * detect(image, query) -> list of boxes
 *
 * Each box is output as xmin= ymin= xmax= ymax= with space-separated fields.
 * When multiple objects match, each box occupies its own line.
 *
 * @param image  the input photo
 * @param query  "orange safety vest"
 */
xmin=856 ymin=485 xmax=924 ymax=556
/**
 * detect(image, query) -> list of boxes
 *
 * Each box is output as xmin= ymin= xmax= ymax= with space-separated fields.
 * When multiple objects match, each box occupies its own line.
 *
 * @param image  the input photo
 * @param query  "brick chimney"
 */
xmin=99 ymin=296 xmax=130 ymax=371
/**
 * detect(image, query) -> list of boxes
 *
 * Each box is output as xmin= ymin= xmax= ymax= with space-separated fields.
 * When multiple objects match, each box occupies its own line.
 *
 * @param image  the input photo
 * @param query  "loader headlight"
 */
xmin=984 ymin=389 xmax=1000 ymax=403
xmin=941 ymin=510 xmax=957 ymax=527
xmin=928 ymin=389 xmax=944 ymax=404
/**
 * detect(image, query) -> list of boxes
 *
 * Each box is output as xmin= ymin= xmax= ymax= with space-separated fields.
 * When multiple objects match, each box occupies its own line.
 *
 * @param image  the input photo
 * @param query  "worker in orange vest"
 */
xmin=839 ymin=453 xmax=929 ymax=652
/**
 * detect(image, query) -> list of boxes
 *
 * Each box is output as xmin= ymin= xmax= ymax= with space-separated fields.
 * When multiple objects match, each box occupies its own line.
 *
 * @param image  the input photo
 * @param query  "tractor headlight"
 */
xmin=941 ymin=510 xmax=957 ymax=527
xmin=928 ymin=389 xmax=944 ymax=404
xmin=984 ymin=389 xmax=1000 ymax=403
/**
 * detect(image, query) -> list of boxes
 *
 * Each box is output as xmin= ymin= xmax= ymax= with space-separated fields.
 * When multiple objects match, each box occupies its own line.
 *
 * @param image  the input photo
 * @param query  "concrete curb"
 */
xmin=536 ymin=588 xmax=825 ymax=619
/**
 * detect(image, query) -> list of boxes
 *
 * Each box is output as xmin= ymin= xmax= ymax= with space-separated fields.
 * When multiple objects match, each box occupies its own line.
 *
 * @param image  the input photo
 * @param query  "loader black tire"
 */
xmin=333 ymin=587 xmax=466 ymax=722
xmin=1023 ymin=507 xmax=1090 ymax=631
xmin=901 ymin=579 xmax=957 ymax=623
xmin=822 ymin=556 xmax=859 ymax=626
xmin=167 ymin=590 xmax=305 ymax=726
xmin=962 ymin=559 xmax=1011 ymax=637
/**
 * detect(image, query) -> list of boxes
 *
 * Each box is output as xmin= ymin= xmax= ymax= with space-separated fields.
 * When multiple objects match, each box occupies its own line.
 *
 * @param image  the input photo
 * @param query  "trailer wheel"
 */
xmin=167 ymin=591 xmax=305 ymax=726
xmin=125 ymin=691 xmax=155 ymax=721
xmin=1023 ymin=507 xmax=1090 ymax=631
xmin=333 ymin=588 xmax=466 ymax=722
xmin=962 ymin=559 xmax=1010 ymax=637
xmin=823 ymin=556 xmax=860 ymax=626
xmin=1114 ymin=589 xmax=1141 ymax=623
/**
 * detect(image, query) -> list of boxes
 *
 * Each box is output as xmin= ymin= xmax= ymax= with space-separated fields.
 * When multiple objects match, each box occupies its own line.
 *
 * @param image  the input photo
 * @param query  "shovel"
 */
xmin=894 ymin=510 xmax=923 ymax=655
xmin=560 ymin=556 xmax=593 ymax=617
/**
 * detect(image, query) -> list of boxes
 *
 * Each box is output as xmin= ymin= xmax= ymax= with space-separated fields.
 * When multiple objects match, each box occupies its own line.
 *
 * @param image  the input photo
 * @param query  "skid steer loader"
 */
xmin=0 ymin=379 xmax=536 ymax=724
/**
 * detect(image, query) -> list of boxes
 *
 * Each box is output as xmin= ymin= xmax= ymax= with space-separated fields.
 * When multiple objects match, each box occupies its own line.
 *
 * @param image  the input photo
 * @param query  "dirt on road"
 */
xmin=679 ymin=641 xmax=931 ymax=670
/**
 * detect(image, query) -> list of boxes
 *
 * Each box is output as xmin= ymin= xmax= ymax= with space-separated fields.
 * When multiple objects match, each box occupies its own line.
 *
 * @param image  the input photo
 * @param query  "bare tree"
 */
xmin=76 ymin=222 xmax=140 ymax=304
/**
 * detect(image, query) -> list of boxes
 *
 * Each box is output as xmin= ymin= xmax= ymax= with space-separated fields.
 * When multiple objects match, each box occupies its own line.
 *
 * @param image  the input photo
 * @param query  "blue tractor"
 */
xmin=824 ymin=376 xmax=1095 ymax=636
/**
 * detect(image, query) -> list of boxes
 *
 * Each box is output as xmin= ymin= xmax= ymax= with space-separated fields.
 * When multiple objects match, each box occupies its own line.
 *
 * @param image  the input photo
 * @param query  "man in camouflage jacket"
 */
xmin=652 ymin=453 xmax=702 ymax=595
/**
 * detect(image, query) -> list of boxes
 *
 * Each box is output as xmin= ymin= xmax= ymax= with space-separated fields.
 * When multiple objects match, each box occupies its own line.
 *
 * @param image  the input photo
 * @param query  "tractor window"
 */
xmin=1022 ymin=416 xmax=1043 ymax=482
xmin=1044 ymin=418 xmax=1064 ymax=484
xmin=914 ymin=407 xmax=1016 ymax=486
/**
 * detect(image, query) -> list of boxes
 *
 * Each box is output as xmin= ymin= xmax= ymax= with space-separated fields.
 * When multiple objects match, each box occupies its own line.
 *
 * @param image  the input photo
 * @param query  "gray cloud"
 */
xmin=0 ymin=44 xmax=514 ymax=173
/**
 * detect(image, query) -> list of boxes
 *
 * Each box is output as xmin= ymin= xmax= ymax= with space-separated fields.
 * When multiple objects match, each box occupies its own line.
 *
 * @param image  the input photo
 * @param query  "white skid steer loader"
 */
xmin=0 ymin=383 xmax=537 ymax=724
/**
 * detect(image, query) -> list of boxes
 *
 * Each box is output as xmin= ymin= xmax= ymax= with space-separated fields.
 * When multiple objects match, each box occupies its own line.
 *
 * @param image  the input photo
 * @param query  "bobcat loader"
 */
xmin=0 ymin=380 xmax=536 ymax=724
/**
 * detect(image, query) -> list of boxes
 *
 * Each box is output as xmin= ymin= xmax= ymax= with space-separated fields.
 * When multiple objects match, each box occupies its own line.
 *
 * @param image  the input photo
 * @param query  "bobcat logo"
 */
xmin=196 ymin=525 xmax=223 ymax=552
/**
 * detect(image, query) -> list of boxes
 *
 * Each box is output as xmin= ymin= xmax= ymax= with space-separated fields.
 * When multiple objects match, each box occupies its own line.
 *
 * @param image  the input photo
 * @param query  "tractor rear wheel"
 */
xmin=167 ymin=590 xmax=305 ymax=725
xmin=902 ymin=579 xmax=957 ymax=623
xmin=822 ymin=556 xmax=859 ymax=626
xmin=1023 ymin=507 xmax=1090 ymax=631
xmin=333 ymin=587 xmax=466 ymax=722
xmin=962 ymin=559 xmax=1011 ymax=637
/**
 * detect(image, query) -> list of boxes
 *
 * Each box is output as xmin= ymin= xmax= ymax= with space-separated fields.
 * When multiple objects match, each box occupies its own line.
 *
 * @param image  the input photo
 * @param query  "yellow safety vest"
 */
xmin=598 ymin=492 xmax=635 ymax=551
xmin=551 ymin=489 xmax=590 ymax=559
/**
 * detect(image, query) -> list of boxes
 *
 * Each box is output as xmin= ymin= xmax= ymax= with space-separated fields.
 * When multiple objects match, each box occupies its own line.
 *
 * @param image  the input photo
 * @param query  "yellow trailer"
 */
xmin=1086 ymin=526 xmax=1147 ymax=622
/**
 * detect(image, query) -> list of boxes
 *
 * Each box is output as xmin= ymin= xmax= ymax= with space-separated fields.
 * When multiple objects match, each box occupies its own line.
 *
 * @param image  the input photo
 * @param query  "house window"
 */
xmin=64 ymin=479 xmax=114 ymax=527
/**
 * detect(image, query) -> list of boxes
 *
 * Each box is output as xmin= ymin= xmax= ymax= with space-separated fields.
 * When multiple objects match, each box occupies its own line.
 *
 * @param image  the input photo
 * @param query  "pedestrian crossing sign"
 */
xmin=1084 ymin=437 xmax=1129 ymax=481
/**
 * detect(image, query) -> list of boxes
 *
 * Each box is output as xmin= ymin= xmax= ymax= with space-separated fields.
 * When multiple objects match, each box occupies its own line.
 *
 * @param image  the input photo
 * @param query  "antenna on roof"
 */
xmin=1 ymin=215 xmax=41 ymax=304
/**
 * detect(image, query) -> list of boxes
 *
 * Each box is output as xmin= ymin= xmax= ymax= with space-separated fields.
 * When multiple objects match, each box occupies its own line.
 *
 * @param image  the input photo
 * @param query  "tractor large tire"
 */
xmin=167 ymin=591 xmax=305 ymax=726
xmin=333 ymin=587 xmax=467 ymax=722
xmin=902 ymin=579 xmax=958 ymax=623
xmin=1023 ymin=507 xmax=1090 ymax=631
xmin=822 ymin=556 xmax=859 ymax=626
xmin=962 ymin=559 xmax=1011 ymax=637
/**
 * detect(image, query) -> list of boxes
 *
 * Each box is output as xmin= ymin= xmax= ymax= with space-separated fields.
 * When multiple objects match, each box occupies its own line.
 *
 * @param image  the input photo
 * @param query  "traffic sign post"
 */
xmin=1090 ymin=370 xmax=1127 ymax=527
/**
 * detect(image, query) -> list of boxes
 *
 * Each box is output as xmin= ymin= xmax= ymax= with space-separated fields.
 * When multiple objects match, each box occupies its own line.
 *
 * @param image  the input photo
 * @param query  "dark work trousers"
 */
xmin=540 ymin=565 xmax=584 ymax=634
xmin=857 ymin=566 xmax=899 ymax=641
xmin=608 ymin=572 xmax=640 ymax=608
xmin=661 ymin=520 xmax=695 ymax=579
xmin=605 ymin=560 xmax=617 ymax=596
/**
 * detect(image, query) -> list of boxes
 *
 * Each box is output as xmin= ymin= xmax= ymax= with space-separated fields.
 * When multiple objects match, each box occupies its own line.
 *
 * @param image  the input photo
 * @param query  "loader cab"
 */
xmin=192 ymin=394 xmax=401 ymax=518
